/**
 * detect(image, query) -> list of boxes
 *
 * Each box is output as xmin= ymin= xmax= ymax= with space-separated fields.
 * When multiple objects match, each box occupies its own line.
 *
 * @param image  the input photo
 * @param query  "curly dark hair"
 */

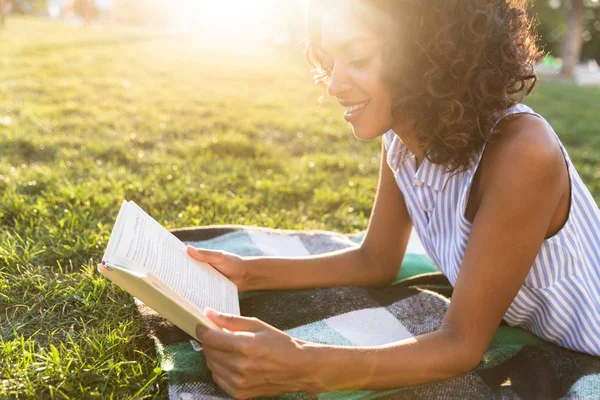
xmin=306 ymin=0 xmax=543 ymax=172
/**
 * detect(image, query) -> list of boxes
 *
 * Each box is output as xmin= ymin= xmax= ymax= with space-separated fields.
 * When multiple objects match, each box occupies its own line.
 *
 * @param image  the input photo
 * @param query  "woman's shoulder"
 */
xmin=470 ymin=111 xmax=570 ymax=229
xmin=482 ymin=112 xmax=565 ymax=176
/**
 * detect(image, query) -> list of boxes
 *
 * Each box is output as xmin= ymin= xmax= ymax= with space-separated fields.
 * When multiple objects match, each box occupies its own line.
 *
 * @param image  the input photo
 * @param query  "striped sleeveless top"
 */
xmin=383 ymin=103 xmax=600 ymax=356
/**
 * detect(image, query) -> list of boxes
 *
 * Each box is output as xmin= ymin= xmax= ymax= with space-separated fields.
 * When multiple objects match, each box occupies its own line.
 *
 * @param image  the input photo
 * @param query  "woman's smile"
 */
xmin=341 ymin=99 xmax=371 ymax=122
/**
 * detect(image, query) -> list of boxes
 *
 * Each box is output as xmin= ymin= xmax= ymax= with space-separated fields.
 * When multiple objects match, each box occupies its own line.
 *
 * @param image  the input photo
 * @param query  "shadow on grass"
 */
xmin=0 ymin=138 xmax=58 ymax=164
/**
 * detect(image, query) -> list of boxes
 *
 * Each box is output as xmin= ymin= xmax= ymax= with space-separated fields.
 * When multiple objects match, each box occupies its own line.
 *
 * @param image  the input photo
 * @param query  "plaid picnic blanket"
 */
xmin=135 ymin=226 xmax=600 ymax=399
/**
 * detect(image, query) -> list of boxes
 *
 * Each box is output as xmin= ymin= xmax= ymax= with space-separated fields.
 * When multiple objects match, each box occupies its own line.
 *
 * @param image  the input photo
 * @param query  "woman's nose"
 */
xmin=327 ymin=64 xmax=352 ymax=97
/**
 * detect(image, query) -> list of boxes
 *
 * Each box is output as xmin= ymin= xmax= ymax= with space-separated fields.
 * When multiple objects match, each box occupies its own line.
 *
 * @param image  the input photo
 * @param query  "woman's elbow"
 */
xmin=440 ymin=330 xmax=485 ymax=378
xmin=359 ymin=247 xmax=398 ymax=287
xmin=453 ymin=351 xmax=482 ymax=377
xmin=377 ymin=269 xmax=397 ymax=286
xmin=457 ymin=350 xmax=485 ymax=380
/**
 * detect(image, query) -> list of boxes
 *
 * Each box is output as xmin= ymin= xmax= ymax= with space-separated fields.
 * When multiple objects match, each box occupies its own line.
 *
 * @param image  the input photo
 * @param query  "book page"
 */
xmin=111 ymin=201 xmax=240 ymax=315
xmin=102 ymin=200 xmax=129 ymax=265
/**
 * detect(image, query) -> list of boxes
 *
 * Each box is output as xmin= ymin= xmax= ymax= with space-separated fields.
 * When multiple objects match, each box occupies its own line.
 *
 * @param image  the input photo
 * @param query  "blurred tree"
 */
xmin=76 ymin=0 xmax=95 ymax=23
xmin=113 ymin=0 xmax=175 ymax=27
xmin=581 ymin=4 xmax=600 ymax=62
xmin=532 ymin=0 xmax=600 ymax=71
xmin=0 ymin=0 xmax=5 ymax=25
xmin=561 ymin=0 xmax=585 ymax=75
xmin=10 ymin=0 xmax=46 ymax=14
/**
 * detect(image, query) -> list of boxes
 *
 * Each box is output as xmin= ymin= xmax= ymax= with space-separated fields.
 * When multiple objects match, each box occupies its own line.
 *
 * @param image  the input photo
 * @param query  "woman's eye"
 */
xmin=349 ymin=57 xmax=372 ymax=68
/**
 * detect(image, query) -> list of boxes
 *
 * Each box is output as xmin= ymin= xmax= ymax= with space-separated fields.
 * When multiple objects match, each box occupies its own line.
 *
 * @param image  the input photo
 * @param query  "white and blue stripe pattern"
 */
xmin=384 ymin=103 xmax=600 ymax=356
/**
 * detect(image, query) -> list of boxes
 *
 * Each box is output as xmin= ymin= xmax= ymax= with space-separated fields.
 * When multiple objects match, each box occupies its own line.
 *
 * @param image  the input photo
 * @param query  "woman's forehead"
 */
xmin=318 ymin=1 xmax=390 ymax=53
xmin=319 ymin=3 xmax=380 ymax=54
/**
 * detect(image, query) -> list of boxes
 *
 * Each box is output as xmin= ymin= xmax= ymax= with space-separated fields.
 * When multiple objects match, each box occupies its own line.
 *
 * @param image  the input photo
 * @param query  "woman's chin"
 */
xmin=351 ymin=125 xmax=387 ymax=141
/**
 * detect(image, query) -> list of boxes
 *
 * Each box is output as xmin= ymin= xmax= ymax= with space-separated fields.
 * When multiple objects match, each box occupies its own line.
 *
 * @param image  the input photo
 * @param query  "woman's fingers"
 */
xmin=204 ymin=347 xmax=254 ymax=379
xmin=207 ymin=358 xmax=259 ymax=399
xmin=207 ymin=361 xmax=238 ymax=393
xmin=206 ymin=310 xmax=265 ymax=332
xmin=203 ymin=346 xmax=234 ymax=366
xmin=197 ymin=325 xmax=255 ymax=353
xmin=186 ymin=246 xmax=227 ymax=264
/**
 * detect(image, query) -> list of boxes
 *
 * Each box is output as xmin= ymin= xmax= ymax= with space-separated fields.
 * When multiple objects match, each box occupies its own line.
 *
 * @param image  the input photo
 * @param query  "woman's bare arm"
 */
xmin=194 ymin=118 xmax=568 ymax=398
xmin=245 ymin=140 xmax=413 ymax=291
xmin=295 ymin=117 xmax=567 ymax=391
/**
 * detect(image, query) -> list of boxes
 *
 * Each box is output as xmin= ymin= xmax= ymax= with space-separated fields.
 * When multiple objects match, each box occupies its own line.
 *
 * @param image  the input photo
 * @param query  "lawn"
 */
xmin=1 ymin=17 xmax=599 ymax=399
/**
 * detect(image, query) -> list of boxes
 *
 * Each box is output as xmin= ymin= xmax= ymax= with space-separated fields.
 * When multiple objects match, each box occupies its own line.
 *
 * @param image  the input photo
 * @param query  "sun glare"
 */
xmin=172 ymin=0 xmax=295 ymax=42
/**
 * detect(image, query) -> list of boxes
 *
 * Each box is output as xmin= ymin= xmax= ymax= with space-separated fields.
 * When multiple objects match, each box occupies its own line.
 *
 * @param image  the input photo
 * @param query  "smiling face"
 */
xmin=318 ymin=3 xmax=396 ymax=141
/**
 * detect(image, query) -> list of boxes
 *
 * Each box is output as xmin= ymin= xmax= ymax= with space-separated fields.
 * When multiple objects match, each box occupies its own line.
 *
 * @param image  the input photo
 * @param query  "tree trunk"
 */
xmin=560 ymin=0 xmax=585 ymax=77
xmin=0 ymin=0 xmax=5 ymax=26
xmin=82 ymin=0 xmax=94 ymax=25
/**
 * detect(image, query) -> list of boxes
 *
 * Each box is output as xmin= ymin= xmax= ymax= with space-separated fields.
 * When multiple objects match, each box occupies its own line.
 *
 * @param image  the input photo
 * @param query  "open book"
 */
xmin=98 ymin=200 xmax=240 ymax=339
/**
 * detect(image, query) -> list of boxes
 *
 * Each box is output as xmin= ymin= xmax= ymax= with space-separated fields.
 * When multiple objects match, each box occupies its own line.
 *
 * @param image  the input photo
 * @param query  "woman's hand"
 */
xmin=196 ymin=309 xmax=316 ymax=399
xmin=186 ymin=246 xmax=253 ymax=292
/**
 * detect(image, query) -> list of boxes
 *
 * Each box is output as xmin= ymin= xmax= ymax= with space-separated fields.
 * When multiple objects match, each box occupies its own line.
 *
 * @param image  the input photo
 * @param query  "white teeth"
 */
xmin=346 ymin=101 xmax=369 ymax=112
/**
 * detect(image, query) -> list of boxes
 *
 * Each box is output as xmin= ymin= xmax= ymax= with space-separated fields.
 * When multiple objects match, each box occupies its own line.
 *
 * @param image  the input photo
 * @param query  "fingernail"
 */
xmin=206 ymin=307 xmax=218 ymax=316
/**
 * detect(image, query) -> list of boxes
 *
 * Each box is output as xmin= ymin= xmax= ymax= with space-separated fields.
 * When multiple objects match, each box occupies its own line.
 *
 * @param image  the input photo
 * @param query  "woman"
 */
xmin=186 ymin=0 xmax=600 ymax=397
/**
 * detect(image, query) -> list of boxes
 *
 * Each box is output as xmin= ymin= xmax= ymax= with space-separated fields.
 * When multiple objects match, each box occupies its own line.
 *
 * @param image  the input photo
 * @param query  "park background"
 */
xmin=1 ymin=0 xmax=599 ymax=398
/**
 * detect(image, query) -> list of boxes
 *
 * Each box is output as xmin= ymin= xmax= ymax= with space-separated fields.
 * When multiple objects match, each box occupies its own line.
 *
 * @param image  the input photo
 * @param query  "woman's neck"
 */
xmin=390 ymin=121 xmax=425 ymax=168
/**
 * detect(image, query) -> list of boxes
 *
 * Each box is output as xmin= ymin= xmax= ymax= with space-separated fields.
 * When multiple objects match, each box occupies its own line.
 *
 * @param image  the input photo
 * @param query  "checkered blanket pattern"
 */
xmin=134 ymin=226 xmax=600 ymax=399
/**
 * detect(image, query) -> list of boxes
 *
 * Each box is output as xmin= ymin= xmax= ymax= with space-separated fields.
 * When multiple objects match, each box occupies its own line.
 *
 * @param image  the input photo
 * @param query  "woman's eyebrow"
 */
xmin=341 ymin=36 xmax=378 ymax=51
xmin=321 ymin=36 xmax=378 ymax=55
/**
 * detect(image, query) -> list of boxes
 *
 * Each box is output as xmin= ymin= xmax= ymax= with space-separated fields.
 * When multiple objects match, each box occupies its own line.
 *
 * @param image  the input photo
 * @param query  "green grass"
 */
xmin=1 ymin=17 xmax=599 ymax=399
